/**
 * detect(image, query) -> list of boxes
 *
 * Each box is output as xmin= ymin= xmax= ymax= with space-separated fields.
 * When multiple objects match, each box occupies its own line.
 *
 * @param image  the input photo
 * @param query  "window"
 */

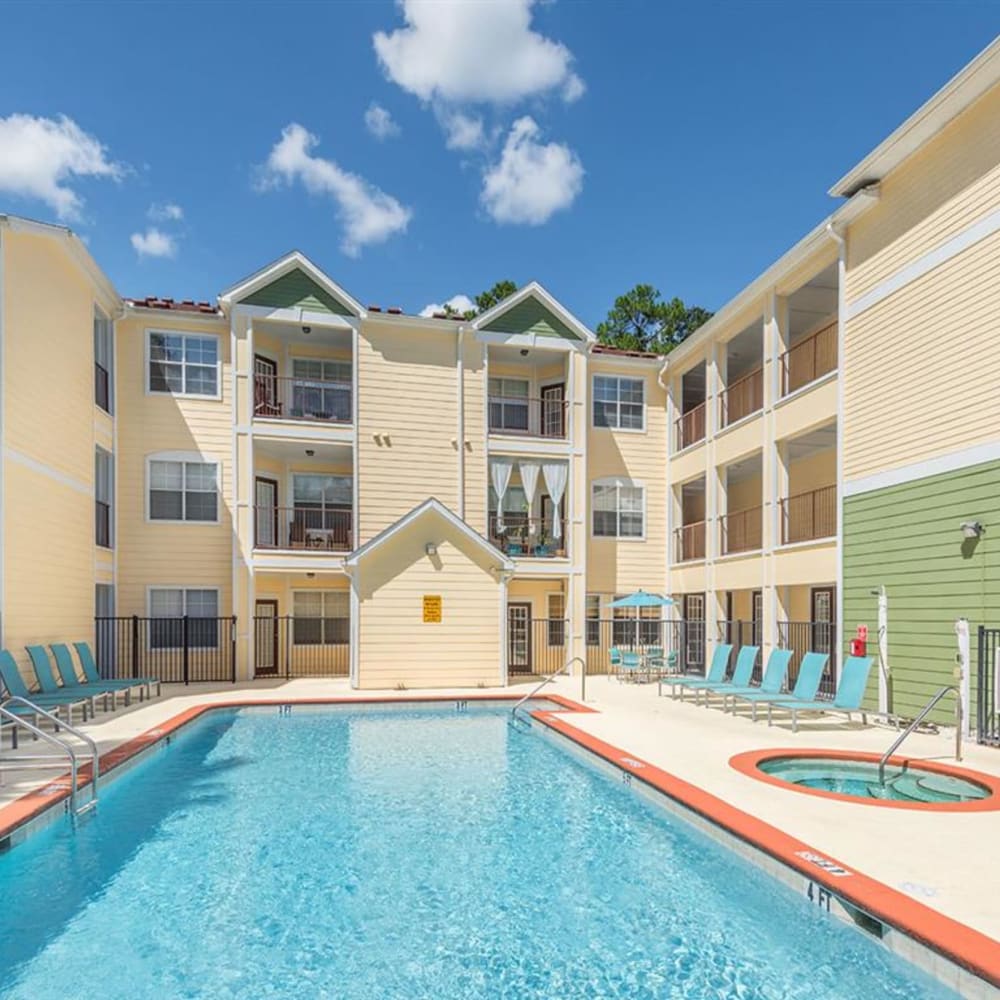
xmin=593 ymin=375 xmax=644 ymax=430
xmin=293 ymin=591 xmax=349 ymax=646
xmin=148 ymin=331 xmax=219 ymax=396
xmin=586 ymin=594 xmax=601 ymax=646
xmin=149 ymin=459 xmax=218 ymax=522
xmin=291 ymin=474 xmax=352 ymax=548
xmin=488 ymin=377 xmax=530 ymax=432
xmin=95 ymin=447 xmax=113 ymax=547
xmin=94 ymin=307 xmax=113 ymax=413
xmin=291 ymin=358 xmax=351 ymax=421
xmin=149 ymin=588 xmax=219 ymax=649
xmin=547 ymin=593 xmax=565 ymax=647
xmin=592 ymin=481 xmax=644 ymax=538
xmin=612 ymin=601 xmax=661 ymax=647
xmin=488 ymin=485 xmax=528 ymax=537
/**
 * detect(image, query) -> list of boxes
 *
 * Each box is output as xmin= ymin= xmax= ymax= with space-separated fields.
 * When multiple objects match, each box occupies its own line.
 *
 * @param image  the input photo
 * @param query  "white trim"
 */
xmin=144 ymin=328 xmax=223 ymax=401
xmin=349 ymin=569 xmax=360 ymax=688
xmin=844 ymin=439 xmax=1000 ymax=497
xmin=145 ymin=452 xmax=222 ymax=525
xmin=125 ymin=305 xmax=224 ymax=328
xmin=0 ymin=226 xmax=5 ymax=646
xmin=289 ymin=588 xmax=350 ymax=649
xmin=590 ymin=373 xmax=647 ymax=433
xmin=845 ymin=205 xmax=1000 ymax=321
xmin=472 ymin=280 xmax=595 ymax=343
xmin=4 ymin=448 xmax=92 ymax=496
xmin=714 ymin=407 xmax=762 ymax=439
xmin=590 ymin=477 xmax=647 ymax=542
xmin=772 ymin=368 xmax=838 ymax=409
xmin=232 ymin=303 xmax=355 ymax=329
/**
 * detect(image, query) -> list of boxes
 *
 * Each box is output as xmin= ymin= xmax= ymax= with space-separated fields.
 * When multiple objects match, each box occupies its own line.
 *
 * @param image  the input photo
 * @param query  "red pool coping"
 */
xmin=0 ymin=692 xmax=998 ymax=989
xmin=730 ymin=748 xmax=1000 ymax=812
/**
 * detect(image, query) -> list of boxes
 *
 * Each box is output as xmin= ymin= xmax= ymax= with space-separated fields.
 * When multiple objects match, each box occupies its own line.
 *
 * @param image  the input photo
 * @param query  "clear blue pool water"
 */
xmin=0 ymin=704 xmax=958 ymax=999
xmin=758 ymin=757 xmax=990 ymax=804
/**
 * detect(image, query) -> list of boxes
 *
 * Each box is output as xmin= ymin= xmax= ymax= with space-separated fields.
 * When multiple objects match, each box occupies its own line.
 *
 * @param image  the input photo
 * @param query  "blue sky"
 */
xmin=1 ymin=2 xmax=998 ymax=326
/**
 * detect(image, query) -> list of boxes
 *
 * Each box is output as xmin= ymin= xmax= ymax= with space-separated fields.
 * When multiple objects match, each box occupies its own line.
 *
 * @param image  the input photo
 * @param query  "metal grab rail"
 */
xmin=878 ymin=685 xmax=961 ymax=785
xmin=511 ymin=656 xmax=585 ymax=722
xmin=0 ymin=697 xmax=100 ymax=816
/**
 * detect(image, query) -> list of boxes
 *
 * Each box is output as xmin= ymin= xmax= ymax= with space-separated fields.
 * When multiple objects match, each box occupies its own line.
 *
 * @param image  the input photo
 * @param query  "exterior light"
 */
xmin=305 ymin=449 xmax=315 ymax=457
xmin=302 ymin=326 xmax=312 ymax=334
xmin=425 ymin=543 xmax=437 ymax=557
xmin=960 ymin=521 xmax=984 ymax=540
xmin=519 ymin=348 xmax=529 ymax=357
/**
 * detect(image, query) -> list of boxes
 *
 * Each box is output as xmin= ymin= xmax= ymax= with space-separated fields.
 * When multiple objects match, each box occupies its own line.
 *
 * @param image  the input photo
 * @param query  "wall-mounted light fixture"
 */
xmin=302 ymin=326 xmax=312 ymax=335
xmin=306 ymin=572 xmax=315 ymax=579
xmin=425 ymin=543 xmax=437 ymax=557
xmin=960 ymin=520 xmax=985 ymax=540
xmin=305 ymin=448 xmax=315 ymax=457
xmin=519 ymin=348 xmax=529 ymax=357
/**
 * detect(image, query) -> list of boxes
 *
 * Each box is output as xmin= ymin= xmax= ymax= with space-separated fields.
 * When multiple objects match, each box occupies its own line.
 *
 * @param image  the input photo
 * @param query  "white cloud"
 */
xmin=148 ymin=201 xmax=183 ymax=221
xmin=373 ymin=0 xmax=584 ymax=105
xmin=257 ymin=123 xmax=412 ymax=257
xmin=420 ymin=293 xmax=475 ymax=317
xmin=481 ymin=116 xmax=583 ymax=225
xmin=439 ymin=110 xmax=485 ymax=151
xmin=0 ymin=113 xmax=123 ymax=220
xmin=130 ymin=227 xmax=177 ymax=259
xmin=364 ymin=102 xmax=400 ymax=140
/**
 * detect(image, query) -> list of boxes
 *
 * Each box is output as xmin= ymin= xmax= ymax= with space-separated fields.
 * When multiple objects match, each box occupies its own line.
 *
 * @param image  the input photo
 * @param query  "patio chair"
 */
xmin=25 ymin=645 xmax=107 ymax=719
xmin=608 ymin=647 xmax=622 ymax=678
xmin=72 ymin=641 xmax=161 ymax=701
xmin=720 ymin=648 xmax=793 ymax=719
xmin=727 ymin=651 xmax=828 ymax=723
xmin=688 ymin=645 xmax=759 ymax=706
xmin=658 ymin=643 xmax=732 ymax=701
xmin=618 ymin=651 xmax=645 ymax=683
xmin=766 ymin=655 xmax=875 ymax=732
xmin=0 ymin=649 xmax=92 ymax=725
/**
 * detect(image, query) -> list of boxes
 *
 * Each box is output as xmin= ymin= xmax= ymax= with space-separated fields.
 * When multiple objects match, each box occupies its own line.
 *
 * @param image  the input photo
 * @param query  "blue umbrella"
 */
xmin=608 ymin=590 xmax=674 ymax=608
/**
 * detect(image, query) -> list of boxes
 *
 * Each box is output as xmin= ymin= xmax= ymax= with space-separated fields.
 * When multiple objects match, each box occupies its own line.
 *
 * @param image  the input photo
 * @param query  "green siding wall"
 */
xmin=843 ymin=460 xmax=1000 ymax=724
xmin=482 ymin=298 xmax=579 ymax=340
xmin=243 ymin=269 xmax=352 ymax=316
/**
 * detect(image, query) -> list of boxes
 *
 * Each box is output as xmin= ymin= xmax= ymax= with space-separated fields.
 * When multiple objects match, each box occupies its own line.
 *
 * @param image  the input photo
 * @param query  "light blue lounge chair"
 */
xmin=721 ymin=648 xmax=793 ymax=720
xmin=25 ymin=645 xmax=104 ymax=720
xmin=50 ymin=643 xmax=134 ymax=708
xmin=689 ymin=645 xmax=759 ymax=706
xmin=71 ymin=641 xmax=161 ymax=700
xmin=0 ymin=649 xmax=92 ymax=725
xmin=727 ymin=651 xmax=828 ymax=723
xmin=767 ymin=655 xmax=875 ymax=732
xmin=658 ymin=643 xmax=733 ymax=701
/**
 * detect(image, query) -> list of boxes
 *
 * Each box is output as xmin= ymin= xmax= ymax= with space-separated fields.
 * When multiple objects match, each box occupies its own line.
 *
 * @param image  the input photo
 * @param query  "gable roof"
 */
xmin=219 ymin=250 xmax=365 ymax=317
xmin=472 ymin=281 xmax=595 ymax=343
xmin=345 ymin=498 xmax=513 ymax=571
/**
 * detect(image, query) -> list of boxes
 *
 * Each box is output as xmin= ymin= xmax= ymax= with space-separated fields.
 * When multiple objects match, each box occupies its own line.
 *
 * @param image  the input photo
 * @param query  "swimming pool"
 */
xmin=0 ymin=703 xmax=958 ymax=998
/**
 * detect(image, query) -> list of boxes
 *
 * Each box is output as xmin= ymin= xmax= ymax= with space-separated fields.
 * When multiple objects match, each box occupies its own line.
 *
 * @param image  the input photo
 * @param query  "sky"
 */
xmin=1 ymin=1 xmax=998 ymax=327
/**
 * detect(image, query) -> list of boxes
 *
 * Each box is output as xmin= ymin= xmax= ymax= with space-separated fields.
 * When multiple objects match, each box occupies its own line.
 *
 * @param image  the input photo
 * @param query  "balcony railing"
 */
xmin=675 ymin=402 xmax=706 ymax=451
xmin=254 ymin=506 xmax=353 ymax=551
xmin=720 ymin=367 xmax=763 ymax=428
xmin=95 ymin=362 xmax=111 ymax=413
xmin=95 ymin=500 xmax=111 ymax=548
xmin=254 ymin=374 xmax=352 ymax=424
xmin=779 ymin=485 xmax=836 ymax=544
xmin=674 ymin=521 xmax=706 ymax=562
xmin=489 ymin=515 xmax=567 ymax=558
xmin=780 ymin=322 xmax=837 ymax=396
xmin=488 ymin=395 xmax=567 ymax=438
xmin=720 ymin=505 xmax=762 ymax=555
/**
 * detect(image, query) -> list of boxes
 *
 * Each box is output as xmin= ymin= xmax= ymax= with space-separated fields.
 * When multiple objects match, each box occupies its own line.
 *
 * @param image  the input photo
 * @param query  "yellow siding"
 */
xmin=507 ymin=578 xmax=566 ymax=620
xmin=788 ymin=449 xmax=835 ymax=494
xmin=462 ymin=338 xmax=487 ymax=533
xmin=727 ymin=474 xmax=761 ymax=512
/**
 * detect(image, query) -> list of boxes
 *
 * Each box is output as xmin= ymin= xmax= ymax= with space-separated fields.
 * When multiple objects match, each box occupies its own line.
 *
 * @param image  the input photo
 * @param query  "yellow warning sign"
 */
xmin=423 ymin=595 xmax=442 ymax=623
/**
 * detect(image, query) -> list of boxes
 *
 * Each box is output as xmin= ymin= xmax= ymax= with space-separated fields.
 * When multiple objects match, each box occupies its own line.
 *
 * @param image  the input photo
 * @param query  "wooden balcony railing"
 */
xmin=254 ymin=506 xmax=353 ymax=551
xmin=720 ymin=367 xmax=763 ymax=428
xmin=675 ymin=402 xmax=706 ymax=451
xmin=779 ymin=485 xmax=836 ymax=544
xmin=674 ymin=521 xmax=706 ymax=562
xmin=720 ymin=505 xmax=762 ymax=554
xmin=780 ymin=322 xmax=837 ymax=396
xmin=488 ymin=395 xmax=567 ymax=438
xmin=254 ymin=374 xmax=352 ymax=423
xmin=489 ymin=515 xmax=567 ymax=558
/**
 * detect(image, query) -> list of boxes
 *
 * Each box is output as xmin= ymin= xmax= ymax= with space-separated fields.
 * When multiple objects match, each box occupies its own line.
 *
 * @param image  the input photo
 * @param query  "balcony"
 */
xmin=720 ymin=505 xmax=762 ymax=555
xmin=488 ymin=395 xmax=567 ymax=439
xmin=675 ymin=402 xmax=706 ymax=451
xmin=779 ymin=485 xmax=836 ymax=544
xmin=489 ymin=515 xmax=567 ymax=558
xmin=254 ymin=506 xmax=353 ymax=552
xmin=720 ymin=367 xmax=763 ymax=428
xmin=254 ymin=374 xmax=351 ymax=424
xmin=781 ymin=322 xmax=837 ymax=396
xmin=674 ymin=521 xmax=706 ymax=562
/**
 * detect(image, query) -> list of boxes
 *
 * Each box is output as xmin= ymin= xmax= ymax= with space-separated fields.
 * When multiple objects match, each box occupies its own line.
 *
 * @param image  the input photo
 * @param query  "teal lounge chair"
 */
xmin=618 ymin=651 xmax=645 ymax=683
xmin=0 ymin=649 xmax=92 ymax=724
xmin=767 ymin=655 xmax=875 ymax=732
xmin=72 ymin=641 xmax=160 ymax=700
xmin=721 ymin=648 xmax=793 ymax=720
xmin=658 ymin=644 xmax=732 ymax=701
xmin=25 ymin=645 xmax=104 ymax=720
xmin=689 ymin=645 xmax=759 ymax=706
xmin=727 ymin=651 xmax=828 ymax=723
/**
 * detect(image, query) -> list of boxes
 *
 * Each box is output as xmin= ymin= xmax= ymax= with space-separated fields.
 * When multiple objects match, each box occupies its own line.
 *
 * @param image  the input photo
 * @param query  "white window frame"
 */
xmin=591 ymin=477 xmax=646 ymax=541
xmin=146 ymin=452 xmax=221 ymax=525
xmin=146 ymin=586 xmax=220 ymax=650
xmin=95 ymin=445 xmax=114 ymax=549
xmin=591 ymin=374 xmax=646 ymax=432
xmin=291 ymin=590 xmax=350 ymax=646
xmin=94 ymin=305 xmax=114 ymax=414
xmin=146 ymin=329 xmax=222 ymax=400
xmin=585 ymin=594 xmax=602 ymax=646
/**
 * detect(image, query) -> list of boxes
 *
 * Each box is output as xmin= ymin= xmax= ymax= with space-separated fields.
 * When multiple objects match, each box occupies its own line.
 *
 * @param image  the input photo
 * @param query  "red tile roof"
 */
xmin=591 ymin=344 xmax=663 ymax=360
xmin=127 ymin=296 xmax=220 ymax=315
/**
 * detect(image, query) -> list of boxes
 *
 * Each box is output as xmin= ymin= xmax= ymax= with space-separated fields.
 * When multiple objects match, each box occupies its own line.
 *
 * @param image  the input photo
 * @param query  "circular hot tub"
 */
xmin=730 ymin=750 xmax=1000 ymax=811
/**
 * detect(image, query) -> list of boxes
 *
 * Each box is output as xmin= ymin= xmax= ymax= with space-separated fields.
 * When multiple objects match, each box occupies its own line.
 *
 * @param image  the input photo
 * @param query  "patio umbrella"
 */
xmin=608 ymin=591 xmax=674 ymax=649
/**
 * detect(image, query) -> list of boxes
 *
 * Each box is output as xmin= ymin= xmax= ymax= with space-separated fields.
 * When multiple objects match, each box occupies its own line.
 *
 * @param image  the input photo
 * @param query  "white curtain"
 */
xmin=542 ymin=461 xmax=568 ymax=539
xmin=518 ymin=460 xmax=540 ymax=526
xmin=490 ymin=457 xmax=514 ymax=532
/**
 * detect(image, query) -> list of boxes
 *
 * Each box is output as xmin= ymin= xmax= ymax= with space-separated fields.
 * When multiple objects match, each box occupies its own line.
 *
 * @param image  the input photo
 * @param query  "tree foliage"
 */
xmin=596 ymin=284 xmax=712 ymax=354
xmin=472 ymin=279 xmax=518 ymax=316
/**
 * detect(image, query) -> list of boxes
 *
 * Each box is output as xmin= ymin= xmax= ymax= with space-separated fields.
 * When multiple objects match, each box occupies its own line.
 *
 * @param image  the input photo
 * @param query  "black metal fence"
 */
xmin=95 ymin=616 xmax=237 ymax=684
xmin=717 ymin=620 xmax=763 ymax=683
xmin=253 ymin=615 xmax=350 ymax=678
xmin=977 ymin=626 xmax=1000 ymax=747
xmin=583 ymin=619 xmax=705 ymax=677
xmin=777 ymin=620 xmax=836 ymax=698
xmin=508 ymin=618 xmax=568 ymax=678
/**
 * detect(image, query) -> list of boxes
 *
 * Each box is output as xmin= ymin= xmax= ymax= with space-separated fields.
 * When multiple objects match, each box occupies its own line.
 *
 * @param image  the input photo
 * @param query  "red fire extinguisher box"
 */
xmin=851 ymin=624 xmax=868 ymax=658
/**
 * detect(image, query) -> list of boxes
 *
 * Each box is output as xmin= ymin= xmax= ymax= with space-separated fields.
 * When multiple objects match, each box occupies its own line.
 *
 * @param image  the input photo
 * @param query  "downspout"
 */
xmin=456 ymin=326 xmax=466 ymax=519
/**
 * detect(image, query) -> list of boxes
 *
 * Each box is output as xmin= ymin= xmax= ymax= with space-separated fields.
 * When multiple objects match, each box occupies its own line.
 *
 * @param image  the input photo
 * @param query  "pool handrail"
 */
xmin=511 ymin=656 xmax=584 ymax=723
xmin=878 ymin=685 xmax=962 ymax=784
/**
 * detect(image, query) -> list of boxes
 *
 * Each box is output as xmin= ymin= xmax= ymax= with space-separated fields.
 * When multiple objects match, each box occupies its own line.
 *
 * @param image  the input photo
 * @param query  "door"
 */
xmin=254 ymin=355 xmax=279 ymax=416
xmin=508 ymin=603 xmax=532 ymax=675
xmin=255 ymin=599 xmax=279 ymax=676
xmin=541 ymin=383 xmax=565 ymax=438
xmin=811 ymin=587 xmax=836 ymax=669
xmin=255 ymin=477 xmax=279 ymax=548
xmin=682 ymin=593 xmax=705 ymax=674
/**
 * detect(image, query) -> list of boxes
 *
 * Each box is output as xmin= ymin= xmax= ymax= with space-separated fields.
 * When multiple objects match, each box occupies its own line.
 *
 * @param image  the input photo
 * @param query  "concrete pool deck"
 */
xmin=1 ymin=675 xmax=999 ymax=974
